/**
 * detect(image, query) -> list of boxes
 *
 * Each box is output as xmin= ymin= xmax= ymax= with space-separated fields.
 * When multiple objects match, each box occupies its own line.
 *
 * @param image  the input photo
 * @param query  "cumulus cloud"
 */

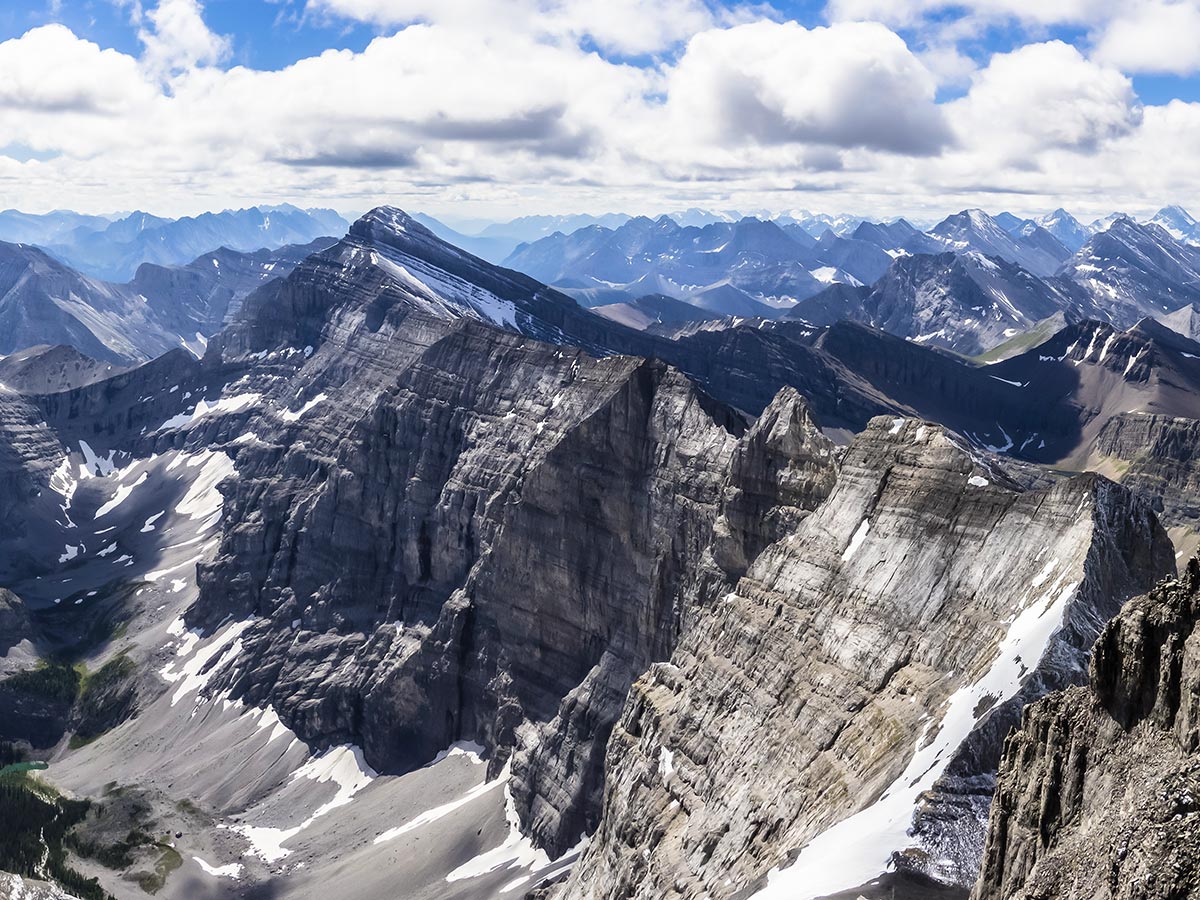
xmin=1093 ymin=1 xmax=1200 ymax=75
xmin=138 ymin=0 xmax=231 ymax=76
xmin=665 ymin=21 xmax=952 ymax=155
xmin=2 ymin=0 xmax=1200 ymax=221
xmin=305 ymin=0 xmax=717 ymax=54
xmin=0 ymin=25 xmax=152 ymax=114
xmin=947 ymin=41 xmax=1142 ymax=159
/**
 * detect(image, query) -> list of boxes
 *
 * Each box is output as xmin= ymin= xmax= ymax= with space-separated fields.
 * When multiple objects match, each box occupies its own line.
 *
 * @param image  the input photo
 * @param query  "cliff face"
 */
xmin=1092 ymin=412 xmax=1200 ymax=532
xmin=155 ymin=209 xmax=810 ymax=858
xmin=974 ymin=559 xmax=1200 ymax=900
xmin=553 ymin=418 xmax=1173 ymax=900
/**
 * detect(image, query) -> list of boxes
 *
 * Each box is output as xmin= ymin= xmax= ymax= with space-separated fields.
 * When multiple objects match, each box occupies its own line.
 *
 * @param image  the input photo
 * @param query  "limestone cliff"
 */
xmin=974 ymin=558 xmax=1200 ymax=900
xmin=554 ymin=418 xmax=1172 ymax=900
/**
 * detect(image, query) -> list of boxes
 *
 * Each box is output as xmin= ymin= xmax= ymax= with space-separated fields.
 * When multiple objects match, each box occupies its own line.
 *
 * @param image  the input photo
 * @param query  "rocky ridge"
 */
xmin=974 ymin=557 xmax=1200 ymax=900
xmin=553 ymin=416 xmax=1172 ymax=900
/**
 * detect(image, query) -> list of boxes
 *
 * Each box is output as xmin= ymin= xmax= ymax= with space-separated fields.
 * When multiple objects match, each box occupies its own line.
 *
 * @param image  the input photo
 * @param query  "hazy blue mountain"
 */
xmin=40 ymin=204 xmax=347 ymax=280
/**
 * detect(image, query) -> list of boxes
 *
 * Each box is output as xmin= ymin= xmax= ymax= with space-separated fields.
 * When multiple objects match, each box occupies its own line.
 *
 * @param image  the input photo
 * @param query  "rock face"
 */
xmin=0 ymin=204 xmax=1189 ymax=900
xmin=501 ymin=215 xmax=825 ymax=309
xmin=1061 ymin=217 xmax=1200 ymax=326
xmin=553 ymin=417 xmax=1172 ymax=900
xmin=1090 ymin=412 xmax=1200 ymax=532
xmin=0 ymin=236 xmax=335 ymax=364
xmin=928 ymin=209 xmax=1071 ymax=277
xmin=0 ymin=589 xmax=31 ymax=656
xmin=974 ymin=558 xmax=1200 ymax=900
xmin=171 ymin=206 xmax=763 ymax=859
xmin=0 ymin=345 xmax=124 ymax=394
xmin=790 ymin=251 xmax=1094 ymax=356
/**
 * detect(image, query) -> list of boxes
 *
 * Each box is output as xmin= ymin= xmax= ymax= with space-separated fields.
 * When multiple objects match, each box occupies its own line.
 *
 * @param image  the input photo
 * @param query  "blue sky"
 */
xmin=1 ymin=0 xmax=377 ymax=68
xmin=1 ymin=0 xmax=1200 ymax=220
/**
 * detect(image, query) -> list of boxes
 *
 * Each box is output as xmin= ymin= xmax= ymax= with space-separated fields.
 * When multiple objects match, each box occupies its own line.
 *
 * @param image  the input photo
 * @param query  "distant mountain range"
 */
xmin=0 ymin=236 xmax=335 ymax=364
xmin=12 ymin=202 xmax=1200 ymax=367
xmin=477 ymin=204 xmax=1200 ymax=358
xmin=0 ymin=204 xmax=347 ymax=281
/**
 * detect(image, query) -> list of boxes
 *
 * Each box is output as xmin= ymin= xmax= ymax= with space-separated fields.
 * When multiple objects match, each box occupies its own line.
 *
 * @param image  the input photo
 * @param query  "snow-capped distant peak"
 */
xmin=1148 ymin=205 xmax=1198 ymax=241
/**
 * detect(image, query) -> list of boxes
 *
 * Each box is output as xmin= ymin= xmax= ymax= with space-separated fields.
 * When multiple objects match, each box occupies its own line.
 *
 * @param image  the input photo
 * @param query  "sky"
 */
xmin=3 ymin=0 xmax=1200 ymax=225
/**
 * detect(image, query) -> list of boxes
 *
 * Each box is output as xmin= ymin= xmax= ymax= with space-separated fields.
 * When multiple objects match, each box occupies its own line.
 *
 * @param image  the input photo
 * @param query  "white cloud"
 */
xmin=664 ymin=21 xmax=951 ymax=154
xmin=0 ymin=25 xmax=152 ymax=114
xmin=1093 ymin=0 xmax=1200 ymax=75
xmin=138 ymin=0 xmax=231 ymax=77
xmin=825 ymin=0 xmax=1108 ymax=29
xmin=1 ymin=1 xmax=1200 ymax=222
xmin=304 ymin=0 xmax=718 ymax=54
xmin=947 ymin=41 xmax=1142 ymax=159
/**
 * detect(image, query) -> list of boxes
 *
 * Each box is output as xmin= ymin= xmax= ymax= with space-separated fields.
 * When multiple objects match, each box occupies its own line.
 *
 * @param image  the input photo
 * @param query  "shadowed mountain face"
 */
xmin=0 ymin=345 xmax=124 ymax=394
xmin=0 ymin=204 xmax=1195 ymax=900
xmin=0 ymin=237 xmax=336 ymax=364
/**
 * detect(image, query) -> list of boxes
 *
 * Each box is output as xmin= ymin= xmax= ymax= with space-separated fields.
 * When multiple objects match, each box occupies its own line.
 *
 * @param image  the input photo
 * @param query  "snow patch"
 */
xmin=174 ymin=451 xmax=236 ymax=526
xmin=752 ymin=575 xmax=1081 ymax=900
xmin=841 ymin=520 xmax=870 ymax=562
xmin=95 ymin=471 xmax=148 ymax=518
xmin=280 ymin=392 xmax=327 ymax=422
xmin=234 ymin=745 xmax=377 ymax=863
xmin=658 ymin=746 xmax=676 ymax=782
xmin=161 ymin=617 xmax=254 ymax=707
xmin=444 ymin=763 xmax=589 ymax=887
xmin=154 ymin=393 xmax=261 ymax=432
xmin=193 ymin=857 xmax=241 ymax=878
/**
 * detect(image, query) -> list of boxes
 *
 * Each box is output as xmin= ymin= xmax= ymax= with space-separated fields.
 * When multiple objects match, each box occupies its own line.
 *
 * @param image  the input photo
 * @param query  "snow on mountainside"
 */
xmin=928 ymin=209 xmax=1071 ymax=276
xmin=501 ymin=214 xmax=827 ymax=311
xmin=787 ymin=249 xmax=1095 ymax=355
xmin=1060 ymin=216 xmax=1200 ymax=325
xmin=1036 ymin=208 xmax=1090 ymax=251
xmin=1148 ymin=204 xmax=1200 ymax=242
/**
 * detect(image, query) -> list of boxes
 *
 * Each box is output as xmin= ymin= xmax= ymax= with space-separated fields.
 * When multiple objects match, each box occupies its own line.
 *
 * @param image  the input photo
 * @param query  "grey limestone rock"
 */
xmin=974 ymin=558 xmax=1200 ymax=900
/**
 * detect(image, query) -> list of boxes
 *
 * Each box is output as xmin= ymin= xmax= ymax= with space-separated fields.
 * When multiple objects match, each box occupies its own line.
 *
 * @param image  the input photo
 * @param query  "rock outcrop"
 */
xmin=1091 ymin=412 xmax=1200 ymax=531
xmin=553 ymin=418 xmax=1172 ymax=900
xmin=974 ymin=558 xmax=1200 ymax=900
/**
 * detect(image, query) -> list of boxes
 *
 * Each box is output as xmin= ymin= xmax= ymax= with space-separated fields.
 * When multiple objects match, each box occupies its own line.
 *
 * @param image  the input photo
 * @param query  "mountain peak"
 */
xmin=1156 ymin=203 xmax=1195 ymax=223
xmin=1149 ymin=204 xmax=1199 ymax=240
xmin=354 ymin=205 xmax=422 ymax=233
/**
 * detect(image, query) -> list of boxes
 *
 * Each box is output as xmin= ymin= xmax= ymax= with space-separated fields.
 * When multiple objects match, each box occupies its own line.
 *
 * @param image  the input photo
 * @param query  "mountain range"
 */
xmin=2 ymin=202 xmax=1200 ymax=900
xmin=0 ymin=236 xmax=336 ymax=364
xmin=0 ymin=205 xmax=346 ymax=281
